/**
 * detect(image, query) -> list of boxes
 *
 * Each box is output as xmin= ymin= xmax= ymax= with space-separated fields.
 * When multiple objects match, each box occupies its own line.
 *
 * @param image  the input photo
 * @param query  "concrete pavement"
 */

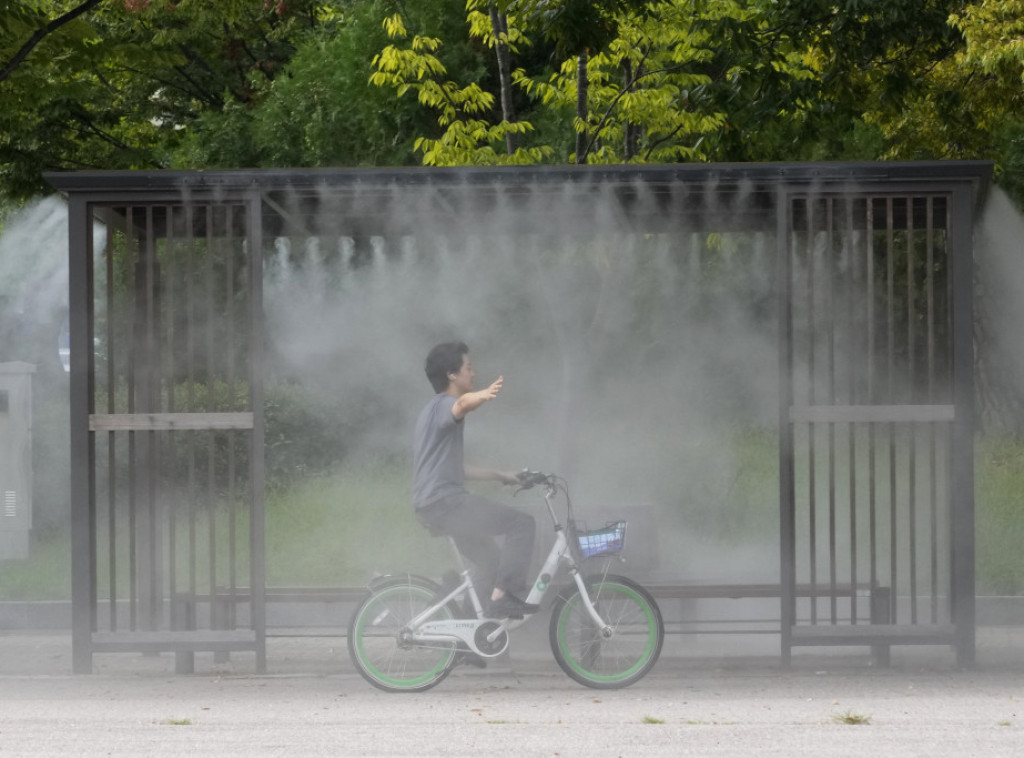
xmin=0 ymin=629 xmax=1022 ymax=756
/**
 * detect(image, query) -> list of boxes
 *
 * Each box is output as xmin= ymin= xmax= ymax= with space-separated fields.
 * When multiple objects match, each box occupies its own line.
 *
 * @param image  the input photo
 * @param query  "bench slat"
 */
xmin=789 ymin=624 xmax=956 ymax=646
xmin=91 ymin=631 xmax=258 ymax=653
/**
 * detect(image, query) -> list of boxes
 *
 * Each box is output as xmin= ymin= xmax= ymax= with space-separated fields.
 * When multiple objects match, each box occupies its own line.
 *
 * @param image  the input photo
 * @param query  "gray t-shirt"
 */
xmin=412 ymin=393 xmax=465 ymax=509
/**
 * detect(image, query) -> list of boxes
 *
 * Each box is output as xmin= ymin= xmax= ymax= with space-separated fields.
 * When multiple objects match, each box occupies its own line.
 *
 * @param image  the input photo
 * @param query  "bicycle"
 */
xmin=347 ymin=470 xmax=664 ymax=692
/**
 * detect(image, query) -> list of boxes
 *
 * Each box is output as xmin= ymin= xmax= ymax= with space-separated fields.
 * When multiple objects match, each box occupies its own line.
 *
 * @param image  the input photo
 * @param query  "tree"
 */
xmin=950 ymin=0 xmax=1024 ymax=196
xmin=371 ymin=0 xmax=772 ymax=166
xmin=175 ymin=3 xmax=432 ymax=169
xmin=518 ymin=0 xmax=739 ymax=164
xmin=371 ymin=9 xmax=552 ymax=165
xmin=517 ymin=0 xmax=649 ymax=163
xmin=2 ymin=0 xmax=1016 ymax=199
xmin=0 ymin=0 xmax=106 ymax=85
xmin=0 ymin=0 xmax=330 ymax=198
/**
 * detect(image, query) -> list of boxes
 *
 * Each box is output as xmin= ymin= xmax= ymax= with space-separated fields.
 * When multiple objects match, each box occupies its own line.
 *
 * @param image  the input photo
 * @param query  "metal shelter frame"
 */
xmin=49 ymin=161 xmax=990 ymax=673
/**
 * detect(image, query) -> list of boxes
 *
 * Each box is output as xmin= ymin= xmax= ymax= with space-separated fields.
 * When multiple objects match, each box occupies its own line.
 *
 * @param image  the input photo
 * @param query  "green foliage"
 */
xmin=0 ymin=0 xmax=1021 ymax=196
xmin=948 ymin=1 xmax=1024 ymax=191
xmin=263 ymin=378 xmax=352 ymax=490
xmin=1 ymin=2 xmax=143 ymax=197
xmin=371 ymin=11 xmax=553 ymax=165
xmin=952 ymin=1 xmax=1024 ymax=74
xmin=993 ymin=120 xmax=1024 ymax=209
xmin=976 ymin=436 xmax=1024 ymax=595
xmin=88 ymin=376 xmax=351 ymax=498
xmin=175 ymin=5 xmax=427 ymax=169
xmin=369 ymin=1 xmax=754 ymax=165
xmin=0 ymin=0 xmax=335 ymax=198
xmin=518 ymin=1 xmax=734 ymax=164
xmin=367 ymin=0 xmax=965 ymax=167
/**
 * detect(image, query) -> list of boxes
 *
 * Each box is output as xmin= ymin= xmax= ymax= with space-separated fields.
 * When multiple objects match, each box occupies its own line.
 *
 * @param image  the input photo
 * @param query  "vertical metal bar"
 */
xmin=950 ymin=184 xmax=976 ymax=667
xmin=867 ymin=198 xmax=878 ymax=601
xmin=826 ymin=197 xmax=837 ymax=625
xmin=927 ymin=197 xmax=939 ymax=624
xmin=907 ymin=197 xmax=918 ymax=624
xmin=779 ymin=187 xmax=796 ymax=665
xmin=886 ymin=197 xmax=898 ymax=625
xmin=145 ymin=205 xmax=159 ymax=630
xmin=186 ymin=205 xmax=198 ymax=605
xmin=126 ymin=208 xmax=138 ymax=631
xmin=806 ymin=196 xmax=818 ymax=626
xmin=227 ymin=206 xmax=238 ymax=615
xmin=105 ymin=215 xmax=117 ymax=633
xmin=70 ymin=194 xmax=96 ymax=674
xmin=847 ymin=197 xmax=858 ymax=624
xmin=206 ymin=205 xmax=217 ymax=603
xmin=166 ymin=206 xmax=178 ymax=624
xmin=249 ymin=190 xmax=268 ymax=673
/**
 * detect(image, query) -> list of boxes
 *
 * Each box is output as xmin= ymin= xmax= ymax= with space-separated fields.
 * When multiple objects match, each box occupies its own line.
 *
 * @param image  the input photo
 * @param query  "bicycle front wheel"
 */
xmin=347 ymin=576 xmax=457 ymax=692
xmin=549 ymin=574 xmax=664 ymax=689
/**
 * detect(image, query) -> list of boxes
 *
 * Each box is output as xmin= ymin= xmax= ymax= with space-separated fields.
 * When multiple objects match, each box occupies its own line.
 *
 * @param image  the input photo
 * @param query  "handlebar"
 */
xmin=513 ymin=470 xmax=576 ymax=528
xmin=515 ymin=469 xmax=555 ymax=491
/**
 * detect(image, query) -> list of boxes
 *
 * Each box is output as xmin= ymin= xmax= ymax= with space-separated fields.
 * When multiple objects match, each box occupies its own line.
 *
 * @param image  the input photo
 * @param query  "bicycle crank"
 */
xmin=474 ymin=621 xmax=509 ymax=657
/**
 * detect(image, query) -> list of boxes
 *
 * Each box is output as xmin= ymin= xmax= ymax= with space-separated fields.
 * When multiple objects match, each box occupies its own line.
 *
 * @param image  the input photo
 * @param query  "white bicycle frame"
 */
xmin=407 ymin=481 xmax=614 ymax=657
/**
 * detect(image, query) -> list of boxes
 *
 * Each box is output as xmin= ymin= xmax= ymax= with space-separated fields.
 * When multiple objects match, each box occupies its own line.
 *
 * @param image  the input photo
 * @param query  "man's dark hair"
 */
xmin=425 ymin=341 xmax=468 ymax=393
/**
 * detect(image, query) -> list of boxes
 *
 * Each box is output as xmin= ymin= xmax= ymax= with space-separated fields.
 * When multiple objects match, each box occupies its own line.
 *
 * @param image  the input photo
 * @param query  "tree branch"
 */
xmin=581 ymin=44 xmax=654 ymax=161
xmin=0 ymin=0 xmax=107 ymax=85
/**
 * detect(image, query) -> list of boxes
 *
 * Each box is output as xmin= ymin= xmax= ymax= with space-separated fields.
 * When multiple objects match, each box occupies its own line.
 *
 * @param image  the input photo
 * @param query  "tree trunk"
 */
xmin=575 ymin=49 xmax=589 ymax=164
xmin=488 ymin=4 xmax=519 ymax=155
xmin=622 ymin=59 xmax=641 ymax=161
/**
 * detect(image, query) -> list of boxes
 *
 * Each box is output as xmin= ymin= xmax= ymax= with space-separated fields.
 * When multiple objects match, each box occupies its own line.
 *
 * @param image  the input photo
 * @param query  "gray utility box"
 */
xmin=0 ymin=362 xmax=35 ymax=560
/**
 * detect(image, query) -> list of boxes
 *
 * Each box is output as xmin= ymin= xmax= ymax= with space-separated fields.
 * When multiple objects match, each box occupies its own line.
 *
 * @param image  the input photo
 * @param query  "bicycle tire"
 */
xmin=549 ymin=574 xmax=664 ymax=689
xmin=347 ymin=576 xmax=458 ymax=692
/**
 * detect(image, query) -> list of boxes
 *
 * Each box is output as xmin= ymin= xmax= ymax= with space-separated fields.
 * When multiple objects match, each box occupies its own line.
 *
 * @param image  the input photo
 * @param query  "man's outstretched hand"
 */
xmin=481 ymin=375 xmax=503 ymax=400
xmin=453 ymin=376 xmax=504 ymax=418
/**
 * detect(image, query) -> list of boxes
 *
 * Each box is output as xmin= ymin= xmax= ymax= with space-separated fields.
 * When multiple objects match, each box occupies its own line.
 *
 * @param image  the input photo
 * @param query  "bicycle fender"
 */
xmin=366 ymin=573 xmax=439 ymax=593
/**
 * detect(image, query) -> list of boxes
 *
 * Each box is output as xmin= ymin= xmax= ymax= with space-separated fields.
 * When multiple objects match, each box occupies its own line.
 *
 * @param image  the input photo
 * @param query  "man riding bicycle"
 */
xmin=412 ymin=341 xmax=538 ymax=620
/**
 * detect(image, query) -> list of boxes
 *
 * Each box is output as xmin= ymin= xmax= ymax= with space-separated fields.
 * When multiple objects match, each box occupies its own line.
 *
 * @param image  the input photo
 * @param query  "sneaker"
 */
xmin=485 ymin=593 xmax=540 ymax=619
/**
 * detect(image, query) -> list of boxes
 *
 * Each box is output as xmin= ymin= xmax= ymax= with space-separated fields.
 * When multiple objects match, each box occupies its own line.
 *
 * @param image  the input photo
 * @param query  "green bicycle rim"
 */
xmin=354 ymin=586 xmax=455 ymax=688
xmin=556 ymin=583 xmax=657 ymax=684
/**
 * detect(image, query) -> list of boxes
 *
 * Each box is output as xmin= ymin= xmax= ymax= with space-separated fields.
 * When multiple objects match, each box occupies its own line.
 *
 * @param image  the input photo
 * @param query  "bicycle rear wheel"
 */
xmin=348 ymin=576 xmax=457 ymax=692
xmin=549 ymin=574 xmax=664 ymax=689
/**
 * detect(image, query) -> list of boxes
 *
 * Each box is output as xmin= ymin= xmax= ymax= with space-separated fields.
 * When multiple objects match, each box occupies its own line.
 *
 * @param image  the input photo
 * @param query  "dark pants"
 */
xmin=417 ymin=493 xmax=535 ymax=597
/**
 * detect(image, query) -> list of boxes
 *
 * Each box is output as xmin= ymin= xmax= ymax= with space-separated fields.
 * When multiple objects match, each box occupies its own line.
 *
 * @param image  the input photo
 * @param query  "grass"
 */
xmin=164 ymin=718 xmax=192 ymax=726
xmin=642 ymin=716 xmax=665 ymax=724
xmin=976 ymin=437 xmax=1024 ymax=595
xmin=3 ymin=434 xmax=1024 ymax=599
xmin=262 ymin=462 xmax=453 ymax=586
xmin=831 ymin=711 xmax=871 ymax=725
xmin=0 ymin=533 xmax=71 ymax=599
xmin=0 ymin=459 xmax=453 ymax=600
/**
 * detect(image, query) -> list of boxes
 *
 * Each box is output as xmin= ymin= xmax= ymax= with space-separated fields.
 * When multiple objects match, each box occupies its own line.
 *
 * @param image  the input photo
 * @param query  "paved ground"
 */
xmin=0 ymin=628 xmax=1023 ymax=756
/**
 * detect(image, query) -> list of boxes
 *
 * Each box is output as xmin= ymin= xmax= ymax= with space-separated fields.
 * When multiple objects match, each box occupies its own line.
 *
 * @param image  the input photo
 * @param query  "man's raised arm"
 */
xmin=452 ymin=376 xmax=503 ymax=419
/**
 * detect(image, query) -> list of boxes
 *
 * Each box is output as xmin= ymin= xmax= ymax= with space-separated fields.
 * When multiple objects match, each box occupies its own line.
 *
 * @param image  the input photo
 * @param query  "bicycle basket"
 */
xmin=576 ymin=520 xmax=627 ymax=559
